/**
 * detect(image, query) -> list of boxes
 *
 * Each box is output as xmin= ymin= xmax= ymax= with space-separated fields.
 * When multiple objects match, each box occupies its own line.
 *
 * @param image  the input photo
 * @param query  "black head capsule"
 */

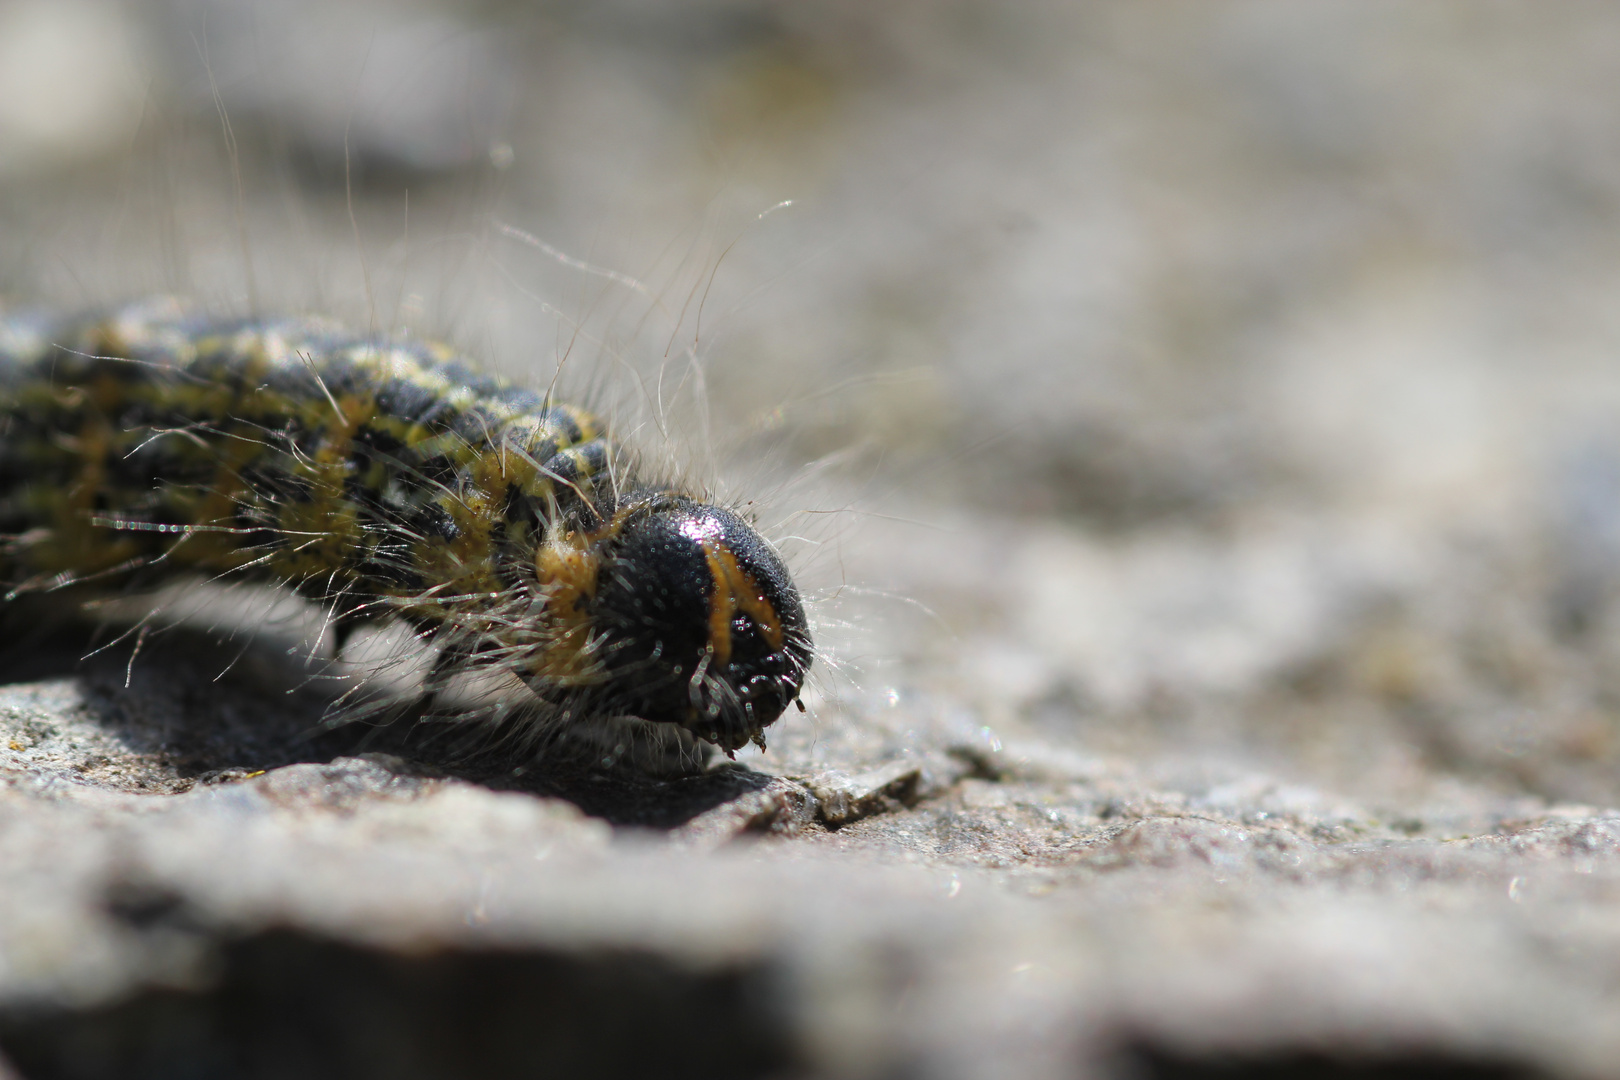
xmin=584 ymin=496 xmax=811 ymax=753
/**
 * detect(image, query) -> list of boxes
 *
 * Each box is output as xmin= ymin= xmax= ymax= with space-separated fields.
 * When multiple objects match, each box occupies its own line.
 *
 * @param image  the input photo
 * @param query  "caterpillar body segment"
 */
xmin=0 ymin=298 xmax=812 ymax=760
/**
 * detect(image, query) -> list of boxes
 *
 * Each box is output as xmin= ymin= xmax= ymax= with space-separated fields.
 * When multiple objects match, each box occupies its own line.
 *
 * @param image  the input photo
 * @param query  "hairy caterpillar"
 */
xmin=0 ymin=297 xmax=812 ymax=767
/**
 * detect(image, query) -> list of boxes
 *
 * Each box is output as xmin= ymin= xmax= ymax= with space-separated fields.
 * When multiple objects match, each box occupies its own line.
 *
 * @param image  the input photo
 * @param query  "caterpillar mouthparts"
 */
xmin=0 ymin=297 xmax=812 ymax=761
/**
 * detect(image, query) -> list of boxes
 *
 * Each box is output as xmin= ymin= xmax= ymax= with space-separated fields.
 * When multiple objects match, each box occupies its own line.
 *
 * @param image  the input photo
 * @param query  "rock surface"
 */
xmin=10 ymin=2 xmax=1620 ymax=1078
xmin=3 ymin=618 xmax=1620 ymax=1080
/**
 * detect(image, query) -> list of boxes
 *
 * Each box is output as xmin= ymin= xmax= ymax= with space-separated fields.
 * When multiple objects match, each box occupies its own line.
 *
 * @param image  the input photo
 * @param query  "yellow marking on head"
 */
xmin=699 ymin=540 xmax=786 ymax=669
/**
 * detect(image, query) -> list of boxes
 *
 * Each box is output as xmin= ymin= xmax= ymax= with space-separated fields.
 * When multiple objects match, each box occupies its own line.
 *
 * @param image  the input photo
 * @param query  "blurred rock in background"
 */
xmin=8 ymin=2 xmax=1620 ymax=1078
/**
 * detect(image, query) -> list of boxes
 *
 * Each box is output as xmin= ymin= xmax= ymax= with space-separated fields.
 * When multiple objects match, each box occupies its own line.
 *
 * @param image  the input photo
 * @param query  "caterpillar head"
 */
xmin=561 ymin=495 xmax=811 ymax=753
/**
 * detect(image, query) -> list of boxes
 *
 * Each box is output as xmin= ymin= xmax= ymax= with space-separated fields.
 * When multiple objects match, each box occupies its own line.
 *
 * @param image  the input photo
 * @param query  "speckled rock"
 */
xmin=3 ymin=633 xmax=1620 ymax=1080
xmin=12 ymin=2 xmax=1620 ymax=1078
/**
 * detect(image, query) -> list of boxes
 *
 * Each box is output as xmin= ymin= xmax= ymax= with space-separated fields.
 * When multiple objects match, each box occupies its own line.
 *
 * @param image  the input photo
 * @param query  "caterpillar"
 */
xmin=0 ymin=297 xmax=812 ymax=769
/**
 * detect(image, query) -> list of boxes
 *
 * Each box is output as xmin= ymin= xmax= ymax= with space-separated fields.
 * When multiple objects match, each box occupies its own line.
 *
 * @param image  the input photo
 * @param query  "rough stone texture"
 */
xmin=3 ymin=628 xmax=1620 ymax=1079
xmin=10 ymin=2 xmax=1620 ymax=1078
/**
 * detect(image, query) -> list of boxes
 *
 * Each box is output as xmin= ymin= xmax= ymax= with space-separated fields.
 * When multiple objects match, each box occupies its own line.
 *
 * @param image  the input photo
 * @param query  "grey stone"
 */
xmin=4 ymin=651 xmax=1620 ymax=1079
xmin=798 ymin=761 xmax=926 ymax=828
xmin=15 ymin=2 xmax=1620 ymax=1077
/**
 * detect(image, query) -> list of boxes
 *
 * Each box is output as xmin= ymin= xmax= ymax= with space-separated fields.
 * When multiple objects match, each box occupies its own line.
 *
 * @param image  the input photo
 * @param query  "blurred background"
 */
xmin=7 ymin=0 xmax=1620 ymax=815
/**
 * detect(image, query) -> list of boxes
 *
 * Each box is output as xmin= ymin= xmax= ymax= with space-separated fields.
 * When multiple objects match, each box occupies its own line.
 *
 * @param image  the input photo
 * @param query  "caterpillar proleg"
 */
xmin=0 ymin=297 xmax=813 ymax=769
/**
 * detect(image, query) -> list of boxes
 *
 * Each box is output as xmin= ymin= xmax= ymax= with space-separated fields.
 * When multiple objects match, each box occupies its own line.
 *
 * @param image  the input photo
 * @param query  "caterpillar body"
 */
xmin=0 ymin=298 xmax=812 ymax=764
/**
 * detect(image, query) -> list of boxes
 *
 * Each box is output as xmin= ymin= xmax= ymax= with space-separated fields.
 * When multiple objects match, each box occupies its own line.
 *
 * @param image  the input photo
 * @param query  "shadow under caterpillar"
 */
xmin=0 ymin=298 xmax=812 ymax=773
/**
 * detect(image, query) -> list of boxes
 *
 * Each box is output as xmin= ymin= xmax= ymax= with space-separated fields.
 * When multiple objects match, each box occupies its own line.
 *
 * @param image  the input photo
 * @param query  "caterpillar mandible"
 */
xmin=0 ymin=297 xmax=812 ymax=766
